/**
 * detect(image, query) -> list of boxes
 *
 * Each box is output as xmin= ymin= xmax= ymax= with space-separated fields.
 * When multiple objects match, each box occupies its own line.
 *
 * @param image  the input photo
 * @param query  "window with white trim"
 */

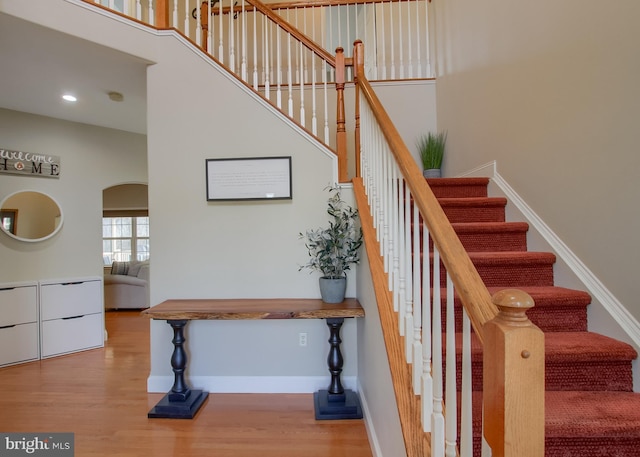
xmin=102 ymin=214 xmax=149 ymax=265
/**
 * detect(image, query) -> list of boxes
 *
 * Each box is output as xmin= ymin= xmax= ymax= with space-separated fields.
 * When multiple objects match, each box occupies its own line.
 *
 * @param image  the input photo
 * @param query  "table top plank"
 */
xmin=142 ymin=298 xmax=364 ymax=320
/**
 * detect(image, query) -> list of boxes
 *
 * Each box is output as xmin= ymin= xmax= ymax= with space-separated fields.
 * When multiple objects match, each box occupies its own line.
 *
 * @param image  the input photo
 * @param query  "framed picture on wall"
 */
xmin=205 ymin=156 xmax=293 ymax=201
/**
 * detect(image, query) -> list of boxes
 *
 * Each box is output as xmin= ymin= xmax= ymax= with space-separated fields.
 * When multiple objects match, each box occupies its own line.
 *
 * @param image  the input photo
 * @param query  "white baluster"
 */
xmin=311 ymin=53 xmax=317 ymax=135
xmin=445 ymin=275 xmax=457 ymax=457
xmin=425 ymin=0 xmax=432 ymax=77
xmin=395 ymin=176 xmax=405 ymax=315
xmin=298 ymin=43 xmax=305 ymax=127
xmin=148 ymin=0 xmax=154 ymax=26
xmin=208 ymin=0 xmax=213 ymax=57
xmin=264 ymin=19 xmax=270 ymax=100
xmin=218 ymin=0 xmax=224 ymax=64
xmin=183 ymin=0 xmax=189 ymax=37
xmin=398 ymin=0 xmax=405 ymax=79
xmin=172 ymin=0 xmax=178 ymax=30
xmin=229 ymin=0 xmax=235 ymax=72
xmin=323 ymin=60 xmax=329 ymax=143
xmin=412 ymin=202 xmax=423 ymax=393
xmin=460 ymin=309 xmax=473 ymax=456
xmin=240 ymin=0 xmax=247 ymax=79
xmin=380 ymin=1 xmax=387 ymax=80
xmin=421 ymin=223 xmax=433 ymax=431
xmin=196 ymin=0 xmax=202 ymax=46
xmin=276 ymin=26 xmax=282 ymax=109
xmin=287 ymin=29 xmax=293 ymax=116
xmin=389 ymin=0 xmax=395 ymax=79
xmin=431 ymin=247 xmax=445 ymax=456
xmin=415 ymin=0 xmax=421 ymax=78
xmin=404 ymin=194 xmax=415 ymax=359
xmin=397 ymin=178 xmax=418 ymax=362
xmin=137 ymin=0 xmax=143 ymax=23
xmin=252 ymin=7 xmax=258 ymax=89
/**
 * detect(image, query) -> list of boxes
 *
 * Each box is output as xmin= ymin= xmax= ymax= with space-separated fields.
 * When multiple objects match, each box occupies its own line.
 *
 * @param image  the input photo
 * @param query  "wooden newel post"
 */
xmin=353 ymin=40 xmax=364 ymax=178
xmin=483 ymin=289 xmax=545 ymax=457
xmin=155 ymin=0 xmax=170 ymax=29
xmin=335 ymin=47 xmax=348 ymax=183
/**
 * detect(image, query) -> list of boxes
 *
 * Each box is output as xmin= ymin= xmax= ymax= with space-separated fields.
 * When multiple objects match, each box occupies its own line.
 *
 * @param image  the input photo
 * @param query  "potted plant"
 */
xmin=299 ymin=188 xmax=363 ymax=303
xmin=416 ymin=130 xmax=447 ymax=178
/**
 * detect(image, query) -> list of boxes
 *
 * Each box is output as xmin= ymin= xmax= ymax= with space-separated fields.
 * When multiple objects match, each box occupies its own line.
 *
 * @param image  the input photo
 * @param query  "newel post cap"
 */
xmin=491 ymin=289 xmax=535 ymax=326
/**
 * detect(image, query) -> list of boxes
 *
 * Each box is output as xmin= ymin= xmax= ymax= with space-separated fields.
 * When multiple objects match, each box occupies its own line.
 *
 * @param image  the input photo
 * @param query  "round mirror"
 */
xmin=0 ymin=191 xmax=63 ymax=242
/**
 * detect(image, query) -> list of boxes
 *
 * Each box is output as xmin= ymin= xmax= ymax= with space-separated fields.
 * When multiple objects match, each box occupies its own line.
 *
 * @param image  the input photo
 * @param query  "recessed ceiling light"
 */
xmin=62 ymin=94 xmax=77 ymax=102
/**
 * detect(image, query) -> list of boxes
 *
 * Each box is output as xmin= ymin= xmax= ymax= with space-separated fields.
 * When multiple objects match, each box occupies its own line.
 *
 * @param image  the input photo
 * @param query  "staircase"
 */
xmin=428 ymin=177 xmax=640 ymax=456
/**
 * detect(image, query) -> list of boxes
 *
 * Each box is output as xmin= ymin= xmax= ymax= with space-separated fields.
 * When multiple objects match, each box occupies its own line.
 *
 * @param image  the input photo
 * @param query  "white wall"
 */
xmin=0 ymin=108 xmax=147 ymax=283
xmin=431 ymin=0 xmax=640 ymax=323
xmin=144 ymin=32 xmax=363 ymax=391
xmin=356 ymin=254 xmax=407 ymax=457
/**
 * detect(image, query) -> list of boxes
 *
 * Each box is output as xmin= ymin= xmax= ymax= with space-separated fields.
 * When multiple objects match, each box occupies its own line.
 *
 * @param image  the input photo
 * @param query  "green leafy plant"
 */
xmin=417 ymin=130 xmax=447 ymax=170
xmin=299 ymin=188 xmax=364 ymax=279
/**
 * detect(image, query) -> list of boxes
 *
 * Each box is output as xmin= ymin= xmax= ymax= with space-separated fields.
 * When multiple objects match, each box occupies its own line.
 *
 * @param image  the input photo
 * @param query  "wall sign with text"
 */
xmin=206 ymin=156 xmax=292 ymax=201
xmin=0 ymin=148 xmax=61 ymax=178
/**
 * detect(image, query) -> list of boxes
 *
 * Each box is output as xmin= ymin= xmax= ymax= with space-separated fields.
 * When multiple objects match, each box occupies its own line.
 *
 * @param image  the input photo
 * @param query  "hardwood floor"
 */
xmin=0 ymin=311 xmax=373 ymax=457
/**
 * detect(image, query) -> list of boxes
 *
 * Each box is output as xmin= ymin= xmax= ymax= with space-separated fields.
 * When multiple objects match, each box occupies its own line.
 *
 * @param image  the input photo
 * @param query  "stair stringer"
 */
xmin=460 ymin=160 xmax=640 ymax=391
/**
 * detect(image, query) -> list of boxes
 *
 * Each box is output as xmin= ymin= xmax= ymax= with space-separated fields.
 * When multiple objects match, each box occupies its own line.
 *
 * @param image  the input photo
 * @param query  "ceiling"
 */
xmin=0 ymin=12 xmax=149 ymax=135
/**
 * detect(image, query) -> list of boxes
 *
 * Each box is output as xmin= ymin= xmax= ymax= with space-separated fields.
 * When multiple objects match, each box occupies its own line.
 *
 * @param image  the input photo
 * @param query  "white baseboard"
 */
xmin=358 ymin=381 xmax=384 ymax=457
xmin=147 ymin=375 xmax=358 ymax=394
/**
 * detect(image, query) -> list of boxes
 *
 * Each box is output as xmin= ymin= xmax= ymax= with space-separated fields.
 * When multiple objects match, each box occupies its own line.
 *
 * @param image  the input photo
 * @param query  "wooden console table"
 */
xmin=142 ymin=298 xmax=365 ymax=420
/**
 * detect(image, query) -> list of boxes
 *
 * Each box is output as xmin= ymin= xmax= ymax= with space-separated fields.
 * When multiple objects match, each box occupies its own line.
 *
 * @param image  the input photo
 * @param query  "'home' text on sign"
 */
xmin=0 ymin=148 xmax=61 ymax=178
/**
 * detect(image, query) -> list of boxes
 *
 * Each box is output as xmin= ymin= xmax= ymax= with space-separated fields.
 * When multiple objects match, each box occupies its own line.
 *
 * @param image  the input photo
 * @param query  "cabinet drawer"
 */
xmin=41 ymin=312 xmax=104 ymax=358
xmin=0 ymin=322 xmax=39 ymax=367
xmin=40 ymin=280 xmax=102 ymax=321
xmin=0 ymin=285 xmax=38 ymax=327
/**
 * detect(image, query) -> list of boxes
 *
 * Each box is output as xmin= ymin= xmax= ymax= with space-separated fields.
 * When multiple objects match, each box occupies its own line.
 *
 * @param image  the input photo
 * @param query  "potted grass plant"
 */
xmin=299 ymin=188 xmax=363 ymax=303
xmin=417 ymin=130 xmax=447 ymax=178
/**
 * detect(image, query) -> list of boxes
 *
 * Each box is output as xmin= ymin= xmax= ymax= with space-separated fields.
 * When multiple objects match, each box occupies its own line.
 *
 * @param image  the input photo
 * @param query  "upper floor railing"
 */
xmin=94 ymin=0 xmax=433 ymax=82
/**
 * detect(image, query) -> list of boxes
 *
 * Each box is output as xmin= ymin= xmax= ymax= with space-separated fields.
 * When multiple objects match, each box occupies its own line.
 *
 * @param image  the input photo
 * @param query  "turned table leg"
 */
xmin=148 ymin=319 xmax=209 ymax=419
xmin=313 ymin=317 xmax=363 ymax=420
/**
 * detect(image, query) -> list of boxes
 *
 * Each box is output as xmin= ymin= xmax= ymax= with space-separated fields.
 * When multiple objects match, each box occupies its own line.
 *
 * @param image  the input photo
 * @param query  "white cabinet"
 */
xmin=39 ymin=278 xmax=104 ymax=359
xmin=0 ymin=283 xmax=39 ymax=367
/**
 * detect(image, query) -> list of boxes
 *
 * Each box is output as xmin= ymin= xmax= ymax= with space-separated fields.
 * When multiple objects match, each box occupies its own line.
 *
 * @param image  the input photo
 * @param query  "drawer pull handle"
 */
xmin=61 ymin=281 xmax=84 ymax=286
xmin=0 ymin=287 xmax=16 ymax=291
xmin=62 ymin=315 xmax=85 ymax=320
xmin=0 ymin=324 xmax=16 ymax=329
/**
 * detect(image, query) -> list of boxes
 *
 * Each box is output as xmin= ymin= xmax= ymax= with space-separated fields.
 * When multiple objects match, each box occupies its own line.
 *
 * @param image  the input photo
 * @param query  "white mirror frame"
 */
xmin=0 ymin=190 xmax=64 ymax=242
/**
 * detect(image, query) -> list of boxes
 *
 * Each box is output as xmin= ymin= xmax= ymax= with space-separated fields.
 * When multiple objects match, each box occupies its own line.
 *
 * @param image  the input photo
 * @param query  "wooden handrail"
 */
xmin=207 ymin=0 xmax=337 ymax=66
xmin=353 ymin=41 xmax=497 ymax=341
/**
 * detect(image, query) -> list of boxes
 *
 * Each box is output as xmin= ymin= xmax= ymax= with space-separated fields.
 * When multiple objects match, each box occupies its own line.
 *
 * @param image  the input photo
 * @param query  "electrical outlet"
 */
xmin=299 ymin=332 xmax=308 ymax=347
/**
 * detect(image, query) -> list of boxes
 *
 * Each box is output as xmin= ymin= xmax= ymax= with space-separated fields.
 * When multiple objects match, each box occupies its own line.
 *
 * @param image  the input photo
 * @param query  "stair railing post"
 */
xmin=155 ymin=0 xmax=170 ymax=29
xmin=483 ymin=289 xmax=545 ymax=457
xmin=353 ymin=40 xmax=364 ymax=179
xmin=335 ymin=47 xmax=348 ymax=183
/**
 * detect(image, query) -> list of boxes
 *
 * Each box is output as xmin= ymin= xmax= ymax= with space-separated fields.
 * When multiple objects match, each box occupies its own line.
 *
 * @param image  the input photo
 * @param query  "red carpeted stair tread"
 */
xmin=450 ymin=222 xmax=529 ymax=252
xmin=545 ymin=391 xmax=640 ymax=437
xmin=437 ymin=197 xmax=507 ymax=223
xmin=468 ymin=251 xmax=556 ymax=287
xmin=457 ymin=332 xmax=635 ymax=391
xmin=445 ymin=286 xmax=590 ymax=332
xmin=426 ymin=177 xmax=489 ymax=198
xmin=485 ymin=286 xmax=592 ymax=308
xmin=544 ymin=332 xmax=637 ymax=363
